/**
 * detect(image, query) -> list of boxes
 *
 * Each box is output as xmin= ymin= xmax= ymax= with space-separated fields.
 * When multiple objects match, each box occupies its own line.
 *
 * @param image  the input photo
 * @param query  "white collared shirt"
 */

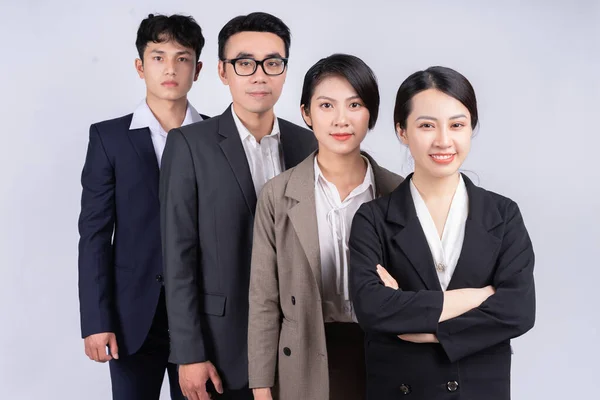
xmin=231 ymin=108 xmax=284 ymax=196
xmin=129 ymin=100 xmax=204 ymax=167
xmin=315 ymin=156 xmax=376 ymax=323
xmin=409 ymin=175 xmax=469 ymax=291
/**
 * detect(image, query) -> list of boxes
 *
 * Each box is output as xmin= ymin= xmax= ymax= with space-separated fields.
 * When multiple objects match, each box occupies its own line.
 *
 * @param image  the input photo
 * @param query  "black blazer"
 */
xmin=159 ymin=105 xmax=317 ymax=390
xmin=78 ymin=111 xmax=208 ymax=355
xmin=349 ymin=173 xmax=535 ymax=400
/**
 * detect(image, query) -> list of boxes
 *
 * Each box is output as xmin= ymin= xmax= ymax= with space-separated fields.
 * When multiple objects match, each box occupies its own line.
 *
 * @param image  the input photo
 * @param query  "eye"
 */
xmin=178 ymin=57 xmax=189 ymax=62
xmin=349 ymin=102 xmax=362 ymax=108
xmin=419 ymin=123 xmax=434 ymax=129
xmin=320 ymin=103 xmax=333 ymax=109
xmin=153 ymin=56 xmax=163 ymax=61
xmin=451 ymin=122 xmax=465 ymax=128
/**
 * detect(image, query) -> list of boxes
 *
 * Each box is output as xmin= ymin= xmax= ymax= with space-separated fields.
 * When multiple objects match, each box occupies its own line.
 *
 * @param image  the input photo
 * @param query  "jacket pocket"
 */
xmin=199 ymin=293 xmax=226 ymax=316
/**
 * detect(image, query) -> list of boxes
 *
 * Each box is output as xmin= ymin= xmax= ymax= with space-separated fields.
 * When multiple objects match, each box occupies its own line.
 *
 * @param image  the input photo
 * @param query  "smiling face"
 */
xmin=302 ymin=75 xmax=370 ymax=157
xmin=135 ymin=38 xmax=201 ymax=103
xmin=218 ymin=31 xmax=287 ymax=116
xmin=397 ymin=88 xmax=472 ymax=180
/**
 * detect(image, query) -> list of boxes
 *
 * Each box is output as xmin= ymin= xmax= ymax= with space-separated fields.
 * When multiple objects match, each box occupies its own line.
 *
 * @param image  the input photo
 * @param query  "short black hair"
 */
xmin=136 ymin=14 xmax=205 ymax=63
xmin=218 ymin=12 xmax=291 ymax=60
xmin=394 ymin=66 xmax=478 ymax=131
xmin=300 ymin=53 xmax=380 ymax=130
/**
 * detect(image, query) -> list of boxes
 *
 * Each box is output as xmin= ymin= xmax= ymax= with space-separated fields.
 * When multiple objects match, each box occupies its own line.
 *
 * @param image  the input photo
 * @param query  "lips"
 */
xmin=331 ymin=133 xmax=353 ymax=141
xmin=161 ymin=81 xmax=178 ymax=87
xmin=248 ymin=91 xmax=270 ymax=97
xmin=430 ymin=153 xmax=455 ymax=164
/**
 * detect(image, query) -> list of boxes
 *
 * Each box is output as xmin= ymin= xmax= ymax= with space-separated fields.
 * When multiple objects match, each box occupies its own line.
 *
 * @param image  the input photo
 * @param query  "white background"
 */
xmin=1 ymin=0 xmax=599 ymax=398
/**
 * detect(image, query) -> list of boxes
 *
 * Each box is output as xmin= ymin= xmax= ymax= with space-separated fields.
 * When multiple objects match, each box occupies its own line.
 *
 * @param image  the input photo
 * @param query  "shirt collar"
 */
xmin=314 ymin=154 xmax=376 ymax=201
xmin=129 ymin=100 xmax=204 ymax=133
xmin=231 ymin=106 xmax=281 ymax=143
xmin=410 ymin=174 xmax=468 ymax=215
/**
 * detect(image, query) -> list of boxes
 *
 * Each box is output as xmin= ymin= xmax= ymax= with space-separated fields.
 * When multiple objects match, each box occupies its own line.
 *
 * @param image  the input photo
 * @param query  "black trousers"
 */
xmin=325 ymin=322 xmax=366 ymax=400
xmin=109 ymin=289 xmax=184 ymax=400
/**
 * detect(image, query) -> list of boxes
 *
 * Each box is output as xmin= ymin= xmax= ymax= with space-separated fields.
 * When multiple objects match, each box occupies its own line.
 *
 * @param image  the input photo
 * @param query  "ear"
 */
xmin=301 ymin=104 xmax=312 ymax=128
xmin=218 ymin=61 xmax=229 ymax=85
xmin=194 ymin=61 xmax=203 ymax=81
xmin=396 ymin=123 xmax=408 ymax=145
xmin=135 ymin=58 xmax=144 ymax=79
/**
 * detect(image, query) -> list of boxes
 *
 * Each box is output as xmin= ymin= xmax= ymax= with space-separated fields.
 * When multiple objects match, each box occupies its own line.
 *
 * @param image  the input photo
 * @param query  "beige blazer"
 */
xmin=248 ymin=151 xmax=403 ymax=400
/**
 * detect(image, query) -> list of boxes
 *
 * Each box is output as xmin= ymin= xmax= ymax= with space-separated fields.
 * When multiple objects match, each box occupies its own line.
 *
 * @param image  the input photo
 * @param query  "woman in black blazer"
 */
xmin=349 ymin=66 xmax=535 ymax=400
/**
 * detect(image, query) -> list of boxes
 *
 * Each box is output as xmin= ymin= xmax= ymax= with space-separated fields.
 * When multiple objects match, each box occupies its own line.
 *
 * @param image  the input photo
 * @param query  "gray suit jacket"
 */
xmin=248 ymin=151 xmax=403 ymax=400
xmin=160 ymin=105 xmax=317 ymax=390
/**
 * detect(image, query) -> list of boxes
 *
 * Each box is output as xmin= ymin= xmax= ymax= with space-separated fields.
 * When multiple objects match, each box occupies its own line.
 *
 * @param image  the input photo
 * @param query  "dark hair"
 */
xmin=393 ymin=66 xmax=478 ymax=131
xmin=136 ymin=14 xmax=205 ymax=62
xmin=300 ymin=54 xmax=380 ymax=130
xmin=218 ymin=12 xmax=291 ymax=60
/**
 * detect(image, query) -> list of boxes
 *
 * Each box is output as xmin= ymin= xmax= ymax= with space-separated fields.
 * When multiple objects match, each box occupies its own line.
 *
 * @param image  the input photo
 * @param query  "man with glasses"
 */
xmin=160 ymin=12 xmax=317 ymax=400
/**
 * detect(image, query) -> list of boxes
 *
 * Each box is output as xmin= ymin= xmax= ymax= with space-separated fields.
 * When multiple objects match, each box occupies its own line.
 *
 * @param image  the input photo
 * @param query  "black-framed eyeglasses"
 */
xmin=221 ymin=57 xmax=288 ymax=76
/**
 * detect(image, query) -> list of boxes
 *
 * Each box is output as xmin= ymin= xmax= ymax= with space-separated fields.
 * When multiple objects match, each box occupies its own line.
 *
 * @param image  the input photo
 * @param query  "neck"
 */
xmin=411 ymin=169 xmax=460 ymax=201
xmin=316 ymin=147 xmax=366 ymax=191
xmin=232 ymin=102 xmax=275 ymax=142
xmin=146 ymin=94 xmax=188 ymax=133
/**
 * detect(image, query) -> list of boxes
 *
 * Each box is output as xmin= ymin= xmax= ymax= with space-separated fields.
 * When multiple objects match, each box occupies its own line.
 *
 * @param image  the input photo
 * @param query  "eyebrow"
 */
xmin=233 ymin=52 xmax=283 ymax=59
xmin=415 ymin=114 xmax=467 ymax=121
xmin=315 ymin=95 xmax=361 ymax=102
xmin=149 ymin=49 xmax=192 ymax=56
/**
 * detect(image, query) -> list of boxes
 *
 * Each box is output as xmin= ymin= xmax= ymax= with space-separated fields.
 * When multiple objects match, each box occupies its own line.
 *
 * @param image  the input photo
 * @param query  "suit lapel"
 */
xmin=447 ymin=175 xmax=503 ymax=290
xmin=126 ymin=127 xmax=159 ymax=199
xmin=280 ymin=119 xmax=314 ymax=169
xmin=217 ymin=106 xmax=257 ymax=214
xmin=286 ymin=152 xmax=323 ymax=297
xmin=388 ymin=175 xmax=443 ymax=291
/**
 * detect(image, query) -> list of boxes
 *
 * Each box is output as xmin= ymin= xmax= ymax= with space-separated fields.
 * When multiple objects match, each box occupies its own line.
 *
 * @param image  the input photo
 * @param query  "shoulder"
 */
xmin=90 ymin=113 xmax=133 ymax=137
xmin=260 ymin=166 xmax=296 ymax=201
xmin=178 ymin=114 xmax=220 ymax=138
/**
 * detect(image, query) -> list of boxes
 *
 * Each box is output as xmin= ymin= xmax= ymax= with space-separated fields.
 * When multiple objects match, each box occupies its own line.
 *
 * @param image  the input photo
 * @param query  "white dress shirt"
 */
xmin=315 ymin=156 xmax=376 ymax=323
xmin=409 ymin=175 xmax=469 ymax=291
xmin=129 ymin=100 xmax=204 ymax=167
xmin=231 ymin=108 xmax=284 ymax=196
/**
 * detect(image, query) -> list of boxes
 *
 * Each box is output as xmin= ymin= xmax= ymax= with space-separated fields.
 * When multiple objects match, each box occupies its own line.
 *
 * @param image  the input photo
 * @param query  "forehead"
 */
xmin=224 ymin=31 xmax=285 ymax=59
xmin=144 ymin=39 xmax=194 ymax=55
xmin=410 ymin=89 xmax=470 ymax=118
xmin=313 ymin=75 xmax=357 ymax=98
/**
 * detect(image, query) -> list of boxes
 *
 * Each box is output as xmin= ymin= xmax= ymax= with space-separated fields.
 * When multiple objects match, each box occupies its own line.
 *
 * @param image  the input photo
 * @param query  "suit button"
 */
xmin=291 ymin=296 xmax=296 ymax=305
xmin=283 ymin=347 xmax=291 ymax=356
xmin=155 ymin=274 xmax=164 ymax=283
xmin=399 ymin=384 xmax=411 ymax=395
xmin=447 ymin=381 xmax=459 ymax=392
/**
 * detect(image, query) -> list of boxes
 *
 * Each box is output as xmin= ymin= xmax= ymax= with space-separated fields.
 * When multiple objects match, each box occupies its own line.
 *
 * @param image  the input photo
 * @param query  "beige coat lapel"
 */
xmin=285 ymin=152 xmax=323 ymax=298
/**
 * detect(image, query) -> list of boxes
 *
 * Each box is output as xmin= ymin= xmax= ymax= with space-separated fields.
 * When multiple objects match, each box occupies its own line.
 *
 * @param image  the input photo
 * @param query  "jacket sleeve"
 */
xmin=78 ymin=124 xmax=116 ymax=338
xmin=436 ymin=201 xmax=536 ymax=362
xmin=349 ymin=203 xmax=444 ymax=335
xmin=160 ymin=128 xmax=206 ymax=364
xmin=248 ymin=182 xmax=280 ymax=389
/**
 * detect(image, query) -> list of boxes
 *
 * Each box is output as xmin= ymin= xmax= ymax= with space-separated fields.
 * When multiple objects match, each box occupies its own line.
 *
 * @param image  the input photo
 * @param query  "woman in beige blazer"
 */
xmin=248 ymin=54 xmax=403 ymax=400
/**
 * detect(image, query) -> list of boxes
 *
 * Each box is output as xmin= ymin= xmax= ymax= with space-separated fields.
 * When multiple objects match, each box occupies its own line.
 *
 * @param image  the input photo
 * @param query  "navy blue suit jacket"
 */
xmin=77 ymin=112 xmax=208 ymax=356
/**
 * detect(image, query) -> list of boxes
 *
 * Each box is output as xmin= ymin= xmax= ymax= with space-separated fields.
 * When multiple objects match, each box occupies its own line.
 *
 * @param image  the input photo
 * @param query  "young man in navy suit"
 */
xmin=77 ymin=14 xmax=208 ymax=400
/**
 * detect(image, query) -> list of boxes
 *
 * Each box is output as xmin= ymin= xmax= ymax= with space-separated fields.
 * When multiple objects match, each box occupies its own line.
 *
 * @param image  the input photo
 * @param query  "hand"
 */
xmin=398 ymin=333 xmax=439 ymax=343
xmin=84 ymin=332 xmax=118 ymax=362
xmin=253 ymin=388 xmax=274 ymax=400
xmin=376 ymin=264 xmax=399 ymax=290
xmin=179 ymin=361 xmax=223 ymax=400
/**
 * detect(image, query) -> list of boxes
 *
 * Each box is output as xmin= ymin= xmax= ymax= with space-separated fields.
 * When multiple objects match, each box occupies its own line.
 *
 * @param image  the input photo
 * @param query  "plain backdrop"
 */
xmin=1 ymin=0 xmax=599 ymax=398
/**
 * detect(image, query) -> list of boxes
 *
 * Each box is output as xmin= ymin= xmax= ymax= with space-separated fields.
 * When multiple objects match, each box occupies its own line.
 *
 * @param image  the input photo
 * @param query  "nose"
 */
xmin=164 ymin=58 xmax=177 ymax=76
xmin=433 ymin=126 xmax=452 ymax=148
xmin=250 ymin=64 xmax=268 ymax=84
xmin=333 ymin=107 xmax=349 ymax=128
